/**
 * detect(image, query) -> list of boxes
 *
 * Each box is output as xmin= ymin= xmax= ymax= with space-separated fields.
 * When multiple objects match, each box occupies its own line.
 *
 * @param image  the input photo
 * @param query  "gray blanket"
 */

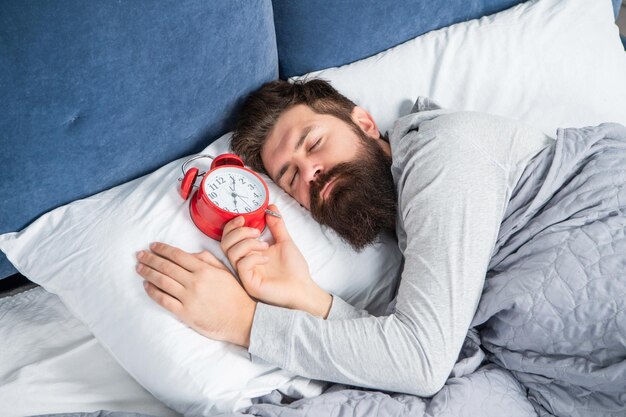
xmin=33 ymin=123 xmax=626 ymax=417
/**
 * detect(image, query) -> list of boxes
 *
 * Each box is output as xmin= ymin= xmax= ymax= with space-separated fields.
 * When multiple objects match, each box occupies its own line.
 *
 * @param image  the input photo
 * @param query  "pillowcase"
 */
xmin=293 ymin=0 xmax=626 ymax=137
xmin=0 ymin=133 xmax=402 ymax=416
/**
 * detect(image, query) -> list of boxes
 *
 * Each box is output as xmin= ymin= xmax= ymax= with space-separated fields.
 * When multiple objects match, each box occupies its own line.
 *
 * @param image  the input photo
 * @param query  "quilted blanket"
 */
xmin=34 ymin=123 xmax=626 ymax=417
xmin=471 ymin=122 xmax=626 ymax=416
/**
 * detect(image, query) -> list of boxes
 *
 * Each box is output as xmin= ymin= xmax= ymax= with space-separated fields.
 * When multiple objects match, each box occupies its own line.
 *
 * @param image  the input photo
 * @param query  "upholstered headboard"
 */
xmin=271 ymin=0 xmax=527 ymax=78
xmin=1 ymin=0 xmax=623 ymax=280
xmin=0 ymin=1 xmax=277 ymax=279
xmin=272 ymin=0 xmax=623 ymax=78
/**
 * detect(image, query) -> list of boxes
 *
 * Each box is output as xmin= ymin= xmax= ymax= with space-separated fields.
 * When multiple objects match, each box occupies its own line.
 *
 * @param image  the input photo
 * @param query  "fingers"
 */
xmin=226 ymin=239 xmax=269 ymax=268
xmin=148 ymin=242 xmax=205 ymax=273
xmin=221 ymin=219 xmax=263 ymax=253
xmin=142 ymin=280 xmax=184 ymax=314
xmin=265 ymin=204 xmax=291 ymax=243
xmin=221 ymin=220 xmax=268 ymax=271
xmin=237 ymin=253 xmax=269 ymax=286
xmin=136 ymin=262 xmax=186 ymax=301
xmin=237 ymin=253 xmax=269 ymax=270
xmin=193 ymin=250 xmax=229 ymax=271
xmin=222 ymin=216 xmax=247 ymax=240
xmin=136 ymin=246 xmax=193 ymax=287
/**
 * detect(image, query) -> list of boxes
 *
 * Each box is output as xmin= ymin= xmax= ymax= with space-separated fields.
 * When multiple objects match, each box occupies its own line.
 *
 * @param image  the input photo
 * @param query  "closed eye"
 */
xmin=288 ymin=138 xmax=320 ymax=188
xmin=309 ymin=138 xmax=321 ymax=151
xmin=289 ymin=169 xmax=298 ymax=187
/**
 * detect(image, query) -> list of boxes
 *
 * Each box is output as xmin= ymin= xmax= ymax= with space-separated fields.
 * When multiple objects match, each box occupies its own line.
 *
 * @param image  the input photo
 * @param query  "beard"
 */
xmin=309 ymin=130 xmax=397 ymax=251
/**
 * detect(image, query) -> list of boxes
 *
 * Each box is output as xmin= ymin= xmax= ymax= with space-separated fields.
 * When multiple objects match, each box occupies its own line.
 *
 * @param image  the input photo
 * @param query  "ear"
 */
xmin=351 ymin=106 xmax=380 ymax=139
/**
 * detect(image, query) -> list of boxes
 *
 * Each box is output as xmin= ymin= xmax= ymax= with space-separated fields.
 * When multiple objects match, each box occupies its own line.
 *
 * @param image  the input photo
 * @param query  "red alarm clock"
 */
xmin=180 ymin=153 xmax=273 ymax=241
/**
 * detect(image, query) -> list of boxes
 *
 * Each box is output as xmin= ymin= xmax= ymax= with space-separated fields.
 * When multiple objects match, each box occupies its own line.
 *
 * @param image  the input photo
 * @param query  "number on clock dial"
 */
xmin=204 ymin=169 xmax=265 ymax=214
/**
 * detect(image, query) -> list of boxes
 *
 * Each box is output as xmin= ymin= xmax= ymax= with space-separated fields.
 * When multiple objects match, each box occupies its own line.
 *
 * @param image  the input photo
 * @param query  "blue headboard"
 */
xmin=272 ymin=0 xmax=624 ymax=78
xmin=272 ymin=0 xmax=529 ymax=78
xmin=0 ymin=1 xmax=277 ymax=279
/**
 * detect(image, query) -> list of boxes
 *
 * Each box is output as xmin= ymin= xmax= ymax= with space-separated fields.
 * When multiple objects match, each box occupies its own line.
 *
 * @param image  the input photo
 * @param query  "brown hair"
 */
xmin=231 ymin=78 xmax=359 ymax=175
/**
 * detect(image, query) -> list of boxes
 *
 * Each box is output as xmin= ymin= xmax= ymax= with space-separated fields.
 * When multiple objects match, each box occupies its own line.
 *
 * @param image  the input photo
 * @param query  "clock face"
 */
xmin=203 ymin=167 xmax=267 ymax=214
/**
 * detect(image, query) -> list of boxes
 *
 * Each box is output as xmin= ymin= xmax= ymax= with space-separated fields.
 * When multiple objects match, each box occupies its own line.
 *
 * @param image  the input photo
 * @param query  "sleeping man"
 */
xmin=135 ymin=79 xmax=626 ymax=410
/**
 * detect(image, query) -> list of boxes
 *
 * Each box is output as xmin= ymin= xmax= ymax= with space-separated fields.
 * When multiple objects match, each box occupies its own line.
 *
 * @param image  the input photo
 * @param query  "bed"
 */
xmin=1 ymin=1 xmax=625 ymax=416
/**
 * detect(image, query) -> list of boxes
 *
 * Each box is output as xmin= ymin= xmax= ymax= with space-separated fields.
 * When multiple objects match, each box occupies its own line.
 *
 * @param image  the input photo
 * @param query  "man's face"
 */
xmin=260 ymin=104 xmax=397 ymax=250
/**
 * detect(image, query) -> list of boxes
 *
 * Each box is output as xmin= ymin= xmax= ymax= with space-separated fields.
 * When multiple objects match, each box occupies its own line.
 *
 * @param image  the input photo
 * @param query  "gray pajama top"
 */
xmin=247 ymin=97 xmax=553 ymax=396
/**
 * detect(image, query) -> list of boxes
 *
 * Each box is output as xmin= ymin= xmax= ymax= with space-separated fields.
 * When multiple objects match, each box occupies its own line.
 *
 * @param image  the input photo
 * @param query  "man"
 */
xmin=133 ymin=79 xmax=554 ymax=395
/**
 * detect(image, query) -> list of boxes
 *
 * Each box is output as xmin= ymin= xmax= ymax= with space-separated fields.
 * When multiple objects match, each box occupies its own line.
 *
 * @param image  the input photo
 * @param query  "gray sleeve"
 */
xmin=326 ymin=294 xmax=371 ymax=319
xmin=248 ymin=113 xmax=510 ymax=396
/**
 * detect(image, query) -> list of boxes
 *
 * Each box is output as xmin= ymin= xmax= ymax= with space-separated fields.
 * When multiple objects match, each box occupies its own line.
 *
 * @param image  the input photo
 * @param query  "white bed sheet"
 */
xmin=0 ymin=286 xmax=181 ymax=417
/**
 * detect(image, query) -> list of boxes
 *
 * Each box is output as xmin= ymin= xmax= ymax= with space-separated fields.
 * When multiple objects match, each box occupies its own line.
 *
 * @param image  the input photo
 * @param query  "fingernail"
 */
xmin=149 ymin=242 xmax=157 ymax=249
xmin=143 ymin=281 xmax=149 ymax=288
xmin=136 ymin=251 xmax=144 ymax=259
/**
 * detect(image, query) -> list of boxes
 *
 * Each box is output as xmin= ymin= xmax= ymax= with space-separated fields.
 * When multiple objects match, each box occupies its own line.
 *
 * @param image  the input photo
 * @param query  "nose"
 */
xmin=302 ymin=163 xmax=322 ymax=185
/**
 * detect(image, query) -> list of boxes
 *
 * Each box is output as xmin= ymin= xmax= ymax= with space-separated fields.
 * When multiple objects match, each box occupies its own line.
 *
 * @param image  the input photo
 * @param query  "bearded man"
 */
xmin=134 ymin=79 xmax=626 ymax=402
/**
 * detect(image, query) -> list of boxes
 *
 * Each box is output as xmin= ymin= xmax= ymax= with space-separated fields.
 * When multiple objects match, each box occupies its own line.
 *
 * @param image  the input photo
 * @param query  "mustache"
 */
xmin=309 ymin=161 xmax=354 ymax=202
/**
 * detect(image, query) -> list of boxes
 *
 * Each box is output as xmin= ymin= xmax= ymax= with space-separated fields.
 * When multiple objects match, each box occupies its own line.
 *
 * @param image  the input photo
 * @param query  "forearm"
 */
xmin=297 ymin=282 xmax=333 ymax=319
xmin=326 ymin=294 xmax=372 ymax=319
xmin=298 ymin=281 xmax=371 ymax=320
xmin=248 ymin=302 xmax=449 ymax=396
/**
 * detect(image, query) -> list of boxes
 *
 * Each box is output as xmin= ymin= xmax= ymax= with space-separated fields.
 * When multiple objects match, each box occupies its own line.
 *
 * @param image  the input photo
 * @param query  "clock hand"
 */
xmin=236 ymin=194 xmax=252 ymax=209
xmin=230 ymin=192 xmax=245 ymax=214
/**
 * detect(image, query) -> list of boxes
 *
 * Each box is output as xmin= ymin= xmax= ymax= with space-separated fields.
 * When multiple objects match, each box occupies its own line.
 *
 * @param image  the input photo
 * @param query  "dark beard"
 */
xmin=309 ymin=132 xmax=396 ymax=251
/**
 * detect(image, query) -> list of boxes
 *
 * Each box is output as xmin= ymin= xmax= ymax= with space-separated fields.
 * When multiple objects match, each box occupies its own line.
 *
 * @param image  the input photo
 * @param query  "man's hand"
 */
xmin=135 ymin=242 xmax=256 ymax=347
xmin=221 ymin=204 xmax=332 ymax=318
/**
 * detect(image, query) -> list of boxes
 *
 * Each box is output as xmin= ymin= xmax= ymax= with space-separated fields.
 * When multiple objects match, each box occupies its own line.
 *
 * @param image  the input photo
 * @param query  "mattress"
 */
xmin=0 ymin=286 xmax=181 ymax=417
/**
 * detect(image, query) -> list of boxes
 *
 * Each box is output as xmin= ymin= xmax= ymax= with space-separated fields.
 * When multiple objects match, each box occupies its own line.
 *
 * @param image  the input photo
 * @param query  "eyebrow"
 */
xmin=275 ymin=125 xmax=315 ymax=186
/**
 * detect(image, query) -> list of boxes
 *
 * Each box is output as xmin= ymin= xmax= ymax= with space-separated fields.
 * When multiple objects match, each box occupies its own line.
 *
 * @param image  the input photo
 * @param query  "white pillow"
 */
xmin=293 ymin=0 xmax=626 ymax=137
xmin=0 ymin=133 xmax=402 ymax=416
